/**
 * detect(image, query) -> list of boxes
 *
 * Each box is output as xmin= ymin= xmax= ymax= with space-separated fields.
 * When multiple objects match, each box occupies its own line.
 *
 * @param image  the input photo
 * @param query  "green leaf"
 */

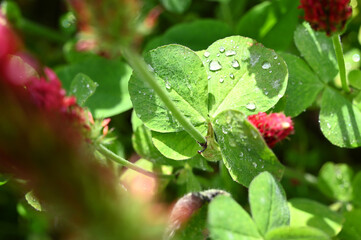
xmin=352 ymin=172 xmax=361 ymax=207
xmin=152 ymin=129 xmax=203 ymax=160
xmin=129 ymin=44 xmax=208 ymax=133
xmin=320 ymin=87 xmax=361 ymax=148
xmin=213 ymin=110 xmax=284 ymax=187
xmin=208 ymin=195 xmax=262 ymax=240
xmin=317 ymin=162 xmax=353 ymax=201
xmin=249 ymin=172 xmax=290 ymax=236
xmin=0 ymin=174 xmax=9 ymax=186
xmin=144 ymin=19 xmax=232 ymax=52
xmin=275 ymin=53 xmax=324 ymax=117
xmin=25 ymin=191 xmax=42 ymax=211
xmin=69 ymin=73 xmax=98 ymax=106
xmin=294 ymin=22 xmax=338 ymax=83
xmin=160 ymin=0 xmax=191 ymax=14
xmin=288 ymin=198 xmax=343 ymax=237
xmin=56 ymin=55 xmax=132 ymax=118
xmin=174 ymin=205 xmax=208 ymax=240
xmin=177 ymin=167 xmax=202 ymax=193
xmin=338 ymin=209 xmax=361 ymax=239
xmin=348 ymin=69 xmax=361 ymax=89
xmin=187 ymin=154 xmax=214 ymax=172
xmin=236 ymin=0 xmax=299 ymax=50
xmin=132 ymin=124 xmax=184 ymax=166
xmin=265 ymin=226 xmax=329 ymax=240
xmin=202 ymin=36 xmax=288 ymax=117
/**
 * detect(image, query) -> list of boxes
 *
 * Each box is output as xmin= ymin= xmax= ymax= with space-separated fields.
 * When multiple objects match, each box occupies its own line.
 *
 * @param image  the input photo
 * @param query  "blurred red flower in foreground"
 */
xmin=248 ymin=112 xmax=294 ymax=148
xmin=299 ymin=0 xmax=352 ymax=35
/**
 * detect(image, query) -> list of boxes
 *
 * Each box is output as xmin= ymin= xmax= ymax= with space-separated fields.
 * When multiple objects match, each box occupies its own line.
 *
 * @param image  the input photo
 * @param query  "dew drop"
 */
xmin=262 ymin=62 xmax=271 ymax=69
xmin=230 ymin=73 xmax=234 ymax=79
xmin=269 ymin=70 xmax=272 ymax=73
xmin=209 ymin=60 xmax=222 ymax=71
xmin=204 ymin=51 xmax=210 ymax=58
xmin=274 ymin=55 xmax=278 ymax=60
xmin=217 ymin=53 xmax=220 ymax=57
xmin=327 ymin=122 xmax=331 ymax=129
xmin=353 ymin=54 xmax=360 ymax=62
xmin=207 ymin=75 xmax=211 ymax=80
xmin=219 ymin=47 xmax=225 ymax=53
xmin=252 ymin=162 xmax=257 ymax=168
xmin=219 ymin=78 xmax=224 ymax=83
xmin=239 ymin=152 xmax=244 ymax=157
xmin=222 ymin=126 xmax=228 ymax=134
xmin=165 ymin=81 xmax=171 ymax=90
xmin=225 ymin=50 xmax=236 ymax=56
xmin=231 ymin=59 xmax=240 ymax=68
xmin=246 ymin=102 xmax=256 ymax=111
xmin=86 ymin=84 xmax=90 ymax=88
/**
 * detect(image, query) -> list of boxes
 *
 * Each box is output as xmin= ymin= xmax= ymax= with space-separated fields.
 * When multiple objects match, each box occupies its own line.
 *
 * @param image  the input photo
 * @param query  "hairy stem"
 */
xmin=96 ymin=144 xmax=174 ymax=179
xmin=122 ymin=48 xmax=206 ymax=144
xmin=332 ymin=34 xmax=350 ymax=93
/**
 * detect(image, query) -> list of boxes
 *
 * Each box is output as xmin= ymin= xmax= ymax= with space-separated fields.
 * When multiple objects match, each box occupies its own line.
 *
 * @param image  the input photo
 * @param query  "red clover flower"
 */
xmin=299 ymin=0 xmax=352 ymax=35
xmin=248 ymin=112 xmax=294 ymax=148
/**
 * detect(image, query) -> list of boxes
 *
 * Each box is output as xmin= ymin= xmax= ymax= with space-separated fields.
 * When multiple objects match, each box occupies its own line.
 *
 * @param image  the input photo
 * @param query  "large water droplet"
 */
xmin=231 ymin=59 xmax=240 ymax=68
xmin=225 ymin=50 xmax=236 ymax=56
xmin=246 ymin=102 xmax=256 ymax=110
xmin=239 ymin=152 xmax=244 ymax=157
xmin=219 ymin=78 xmax=224 ymax=83
xmin=219 ymin=47 xmax=225 ymax=53
xmin=262 ymin=62 xmax=271 ymax=69
xmin=204 ymin=51 xmax=210 ymax=58
xmin=353 ymin=54 xmax=360 ymax=62
xmin=230 ymin=73 xmax=234 ymax=79
xmin=209 ymin=60 xmax=222 ymax=71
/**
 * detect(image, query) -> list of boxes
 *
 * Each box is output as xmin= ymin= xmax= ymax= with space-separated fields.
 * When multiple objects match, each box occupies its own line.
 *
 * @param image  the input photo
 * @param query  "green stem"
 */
xmin=122 ymin=48 xmax=206 ymax=144
xmin=283 ymin=167 xmax=318 ymax=187
xmin=17 ymin=18 xmax=67 ymax=43
xmin=332 ymin=34 xmax=350 ymax=93
xmin=96 ymin=144 xmax=174 ymax=179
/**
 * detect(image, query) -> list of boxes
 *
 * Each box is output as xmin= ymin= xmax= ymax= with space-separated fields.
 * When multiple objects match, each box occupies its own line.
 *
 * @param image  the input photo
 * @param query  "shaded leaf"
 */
xmin=320 ymin=87 xmax=361 ymax=148
xmin=352 ymin=172 xmax=361 ymax=207
xmin=213 ymin=110 xmax=284 ymax=187
xmin=265 ymin=226 xmax=329 ymax=240
xmin=160 ymin=0 xmax=191 ymax=14
xmin=294 ymin=22 xmax=338 ymax=83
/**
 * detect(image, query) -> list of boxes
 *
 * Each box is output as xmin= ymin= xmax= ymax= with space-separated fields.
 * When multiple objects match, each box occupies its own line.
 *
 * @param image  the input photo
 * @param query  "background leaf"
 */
xmin=288 ymin=198 xmax=343 ymax=237
xmin=129 ymin=44 xmax=208 ymax=133
xmin=69 ymin=73 xmax=98 ymax=106
xmin=265 ymin=226 xmax=329 ymax=240
xmin=274 ymin=53 xmax=324 ymax=117
xmin=338 ymin=209 xmax=361 ymax=239
xmin=319 ymin=87 xmax=361 ymax=148
xmin=249 ymin=172 xmax=290 ymax=236
xmin=202 ymin=36 xmax=288 ymax=117
xmin=317 ymin=162 xmax=353 ymax=201
xmin=236 ymin=0 xmax=300 ymax=51
xmin=56 ymin=55 xmax=132 ymax=118
xmin=213 ymin=110 xmax=284 ymax=187
xmin=294 ymin=22 xmax=338 ymax=83
xmin=160 ymin=0 xmax=191 ymax=14
xmin=208 ymin=195 xmax=262 ymax=240
xmin=144 ymin=19 xmax=232 ymax=52
xmin=352 ymin=172 xmax=361 ymax=207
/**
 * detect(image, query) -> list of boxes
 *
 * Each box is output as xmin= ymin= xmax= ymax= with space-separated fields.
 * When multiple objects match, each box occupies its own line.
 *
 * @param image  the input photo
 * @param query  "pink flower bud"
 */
xmin=247 ymin=112 xmax=294 ymax=148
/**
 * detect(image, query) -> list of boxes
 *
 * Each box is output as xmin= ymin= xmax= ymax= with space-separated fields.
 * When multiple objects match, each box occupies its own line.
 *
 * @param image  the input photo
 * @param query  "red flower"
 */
xmin=299 ymin=0 xmax=352 ymax=35
xmin=248 ymin=112 xmax=294 ymax=148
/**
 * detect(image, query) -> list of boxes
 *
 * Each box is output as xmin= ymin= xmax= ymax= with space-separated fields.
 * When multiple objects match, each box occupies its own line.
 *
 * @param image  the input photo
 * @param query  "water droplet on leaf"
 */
xmin=262 ymin=62 xmax=271 ymax=69
xmin=246 ymin=102 xmax=256 ymax=110
xmin=204 ymin=51 xmax=210 ymax=58
xmin=225 ymin=50 xmax=236 ymax=56
xmin=219 ymin=47 xmax=225 ymax=53
xmin=209 ymin=60 xmax=222 ymax=71
xmin=231 ymin=59 xmax=239 ymax=68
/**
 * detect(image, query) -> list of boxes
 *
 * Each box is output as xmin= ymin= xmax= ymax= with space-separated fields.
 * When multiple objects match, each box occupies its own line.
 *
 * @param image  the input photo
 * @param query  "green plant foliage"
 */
xmin=236 ymin=0 xmax=300 ymax=51
xmin=348 ymin=69 xmax=361 ymax=89
xmin=177 ymin=167 xmax=202 ymax=193
xmin=288 ymin=198 xmax=343 ymax=237
xmin=160 ymin=0 xmax=191 ymax=14
xmin=25 ymin=191 xmax=42 ymax=212
xmin=129 ymin=44 xmax=208 ymax=133
xmin=317 ymin=162 xmax=353 ymax=201
xmin=294 ymin=22 xmax=338 ymax=83
xmin=69 ymin=73 xmax=98 ymax=106
xmin=319 ymin=88 xmax=361 ymax=148
xmin=208 ymin=195 xmax=262 ymax=240
xmin=265 ymin=226 xmax=329 ymax=240
xmin=352 ymin=172 xmax=361 ymax=207
xmin=249 ymin=172 xmax=290 ymax=235
xmin=338 ymin=209 xmax=361 ymax=239
xmin=56 ymin=55 xmax=132 ymax=118
xmin=275 ymin=53 xmax=324 ymax=117
xmin=202 ymin=36 xmax=288 ymax=117
xmin=144 ymin=20 xmax=232 ymax=52
xmin=213 ymin=110 xmax=284 ymax=187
